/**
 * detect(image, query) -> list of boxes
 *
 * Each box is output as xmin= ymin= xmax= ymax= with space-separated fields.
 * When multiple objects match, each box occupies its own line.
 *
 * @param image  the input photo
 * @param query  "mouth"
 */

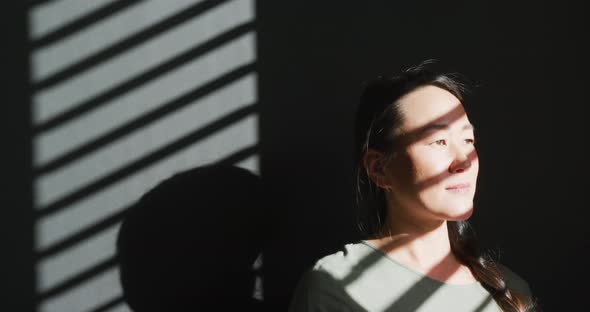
xmin=445 ymin=183 xmax=471 ymax=194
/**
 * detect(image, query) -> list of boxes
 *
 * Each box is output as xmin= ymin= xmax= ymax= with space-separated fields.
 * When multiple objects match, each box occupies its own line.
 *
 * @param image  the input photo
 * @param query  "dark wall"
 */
xmin=258 ymin=1 xmax=587 ymax=310
xmin=4 ymin=1 xmax=587 ymax=311
xmin=3 ymin=2 xmax=35 ymax=312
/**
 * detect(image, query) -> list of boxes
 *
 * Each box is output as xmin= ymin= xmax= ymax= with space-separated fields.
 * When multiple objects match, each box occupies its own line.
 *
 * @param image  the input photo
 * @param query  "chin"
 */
xmin=442 ymin=203 xmax=474 ymax=221
xmin=449 ymin=207 xmax=474 ymax=221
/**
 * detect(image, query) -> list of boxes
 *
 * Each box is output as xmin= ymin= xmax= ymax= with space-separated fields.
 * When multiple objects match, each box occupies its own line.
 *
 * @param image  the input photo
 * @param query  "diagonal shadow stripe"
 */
xmin=86 ymin=295 xmax=125 ymax=312
xmin=28 ymin=0 xmax=57 ymax=9
xmin=340 ymin=240 xmax=461 ymax=288
xmin=31 ymin=0 xmax=146 ymax=49
xmin=299 ymin=270 xmax=369 ymax=311
xmin=32 ymin=0 xmax=232 ymax=92
xmin=35 ymin=209 xmax=126 ymax=261
xmin=392 ymin=103 xmax=471 ymax=148
xmin=36 ymin=103 xmax=258 ymax=219
xmin=35 ymin=146 xmax=258 ymax=261
xmin=339 ymin=244 xmax=391 ymax=287
xmin=34 ymin=22 xmax=255 ymax=134
xmin=385 ymin=276 xmax=444 ymax=311
xmin=36 ymin=256 xmax=117 ymax=302
xmin=359 ymin=103 xmax=478 ymax=194
xmin=473 ymin=295 xmax=494 ymax=312
xmin=414 ymin=148 xmax=478 ymax=192
xmin=35 ymin=62 xmax=256 ymax=175
xmin=339 ymin=241 xmax=464 ymax=311
xmin=216 ymin=144 xmax=258 ymax=165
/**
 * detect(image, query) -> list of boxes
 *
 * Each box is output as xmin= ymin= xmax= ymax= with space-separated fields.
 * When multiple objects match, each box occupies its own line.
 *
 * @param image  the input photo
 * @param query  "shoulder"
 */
xmin=288 ymin=242 xmax=373 ymax=311
xmin=496 ymin=262 xmax=532 ymax=297
xmin=312 ymin=242 xmax=374 ymax=279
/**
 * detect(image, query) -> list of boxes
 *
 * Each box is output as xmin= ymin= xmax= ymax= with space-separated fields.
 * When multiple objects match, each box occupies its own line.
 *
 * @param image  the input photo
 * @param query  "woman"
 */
xmin=289 ymin=62 xmax=537 ymax=311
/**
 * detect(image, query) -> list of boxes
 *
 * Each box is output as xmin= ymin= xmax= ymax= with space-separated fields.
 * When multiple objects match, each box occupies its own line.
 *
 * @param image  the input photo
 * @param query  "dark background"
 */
xmin=5 ymin=1 xmax=588 ymax=311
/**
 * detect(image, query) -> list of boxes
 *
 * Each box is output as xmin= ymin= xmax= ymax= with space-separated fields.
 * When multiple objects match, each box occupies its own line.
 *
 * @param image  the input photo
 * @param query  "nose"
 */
xmin=449 ymin=144 xmax=473 ymax=173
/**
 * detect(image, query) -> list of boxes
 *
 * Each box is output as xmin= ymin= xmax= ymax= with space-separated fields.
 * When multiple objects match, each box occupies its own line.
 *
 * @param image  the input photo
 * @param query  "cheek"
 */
xmin=411 ymin=151 xmax=452 ymax=181
xmin=388 ymin=150 xmax=452 ymax=197
xmin=386 ymin=154 xmax=417 ymax=190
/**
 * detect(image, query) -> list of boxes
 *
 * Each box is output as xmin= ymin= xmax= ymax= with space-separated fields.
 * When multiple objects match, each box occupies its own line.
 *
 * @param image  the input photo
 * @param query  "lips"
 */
xmin=446 ymin=183 xmax=470 ymax=190
xmin=445 ymin=183 xmax=470 ymax=193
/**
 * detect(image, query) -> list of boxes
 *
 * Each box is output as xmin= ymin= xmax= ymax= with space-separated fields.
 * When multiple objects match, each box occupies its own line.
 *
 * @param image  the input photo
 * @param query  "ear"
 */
xmin=363 ymin=148 xmax=391 ymax=190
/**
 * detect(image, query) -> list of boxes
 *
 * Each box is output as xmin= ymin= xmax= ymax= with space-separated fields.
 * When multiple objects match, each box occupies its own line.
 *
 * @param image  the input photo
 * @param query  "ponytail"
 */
xmin=448 ymin=221 xmax=537 ymax=311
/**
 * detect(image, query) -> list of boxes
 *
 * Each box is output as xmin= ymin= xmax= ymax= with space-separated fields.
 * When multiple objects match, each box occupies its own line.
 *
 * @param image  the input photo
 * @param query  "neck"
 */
xmin=376 ymin=212 xmax=454 ymax=271
xmin=368 ymin=200 xmax=476 ymax=284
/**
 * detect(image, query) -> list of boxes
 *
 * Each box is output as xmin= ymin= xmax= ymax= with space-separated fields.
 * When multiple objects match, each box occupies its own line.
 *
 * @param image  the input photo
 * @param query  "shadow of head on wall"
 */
xmin=116 ymin=163 xmax=267 ymax=311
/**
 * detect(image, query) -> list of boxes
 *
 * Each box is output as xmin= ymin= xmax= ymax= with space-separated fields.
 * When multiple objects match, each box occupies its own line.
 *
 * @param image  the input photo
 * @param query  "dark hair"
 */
xmin=353 ymin=61 xmax=536 ymax=311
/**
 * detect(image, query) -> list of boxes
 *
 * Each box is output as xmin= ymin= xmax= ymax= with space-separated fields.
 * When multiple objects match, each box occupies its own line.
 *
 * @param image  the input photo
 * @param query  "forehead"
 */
xmin=396 ymin=85 xmax=471 ymax=132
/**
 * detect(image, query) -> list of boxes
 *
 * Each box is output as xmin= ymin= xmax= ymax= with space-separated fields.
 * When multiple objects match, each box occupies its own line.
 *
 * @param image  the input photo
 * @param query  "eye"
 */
xmin=430 ymin=139 xmax=447 ymax=146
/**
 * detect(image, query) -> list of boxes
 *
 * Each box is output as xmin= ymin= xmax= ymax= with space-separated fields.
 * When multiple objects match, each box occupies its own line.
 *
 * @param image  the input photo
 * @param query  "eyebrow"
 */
xmin=413 ymin=123 xmax=475 ymax=138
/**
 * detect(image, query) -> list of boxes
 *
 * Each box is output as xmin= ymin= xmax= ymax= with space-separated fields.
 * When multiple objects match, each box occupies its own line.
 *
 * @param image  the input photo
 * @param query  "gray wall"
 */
xmin=23 ymin=1 xmax=258 ymax=311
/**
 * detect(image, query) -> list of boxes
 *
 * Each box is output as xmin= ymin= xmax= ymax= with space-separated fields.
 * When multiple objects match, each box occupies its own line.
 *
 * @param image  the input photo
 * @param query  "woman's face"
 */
xmin=385 ymin=85 xmax=479 ymax=222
